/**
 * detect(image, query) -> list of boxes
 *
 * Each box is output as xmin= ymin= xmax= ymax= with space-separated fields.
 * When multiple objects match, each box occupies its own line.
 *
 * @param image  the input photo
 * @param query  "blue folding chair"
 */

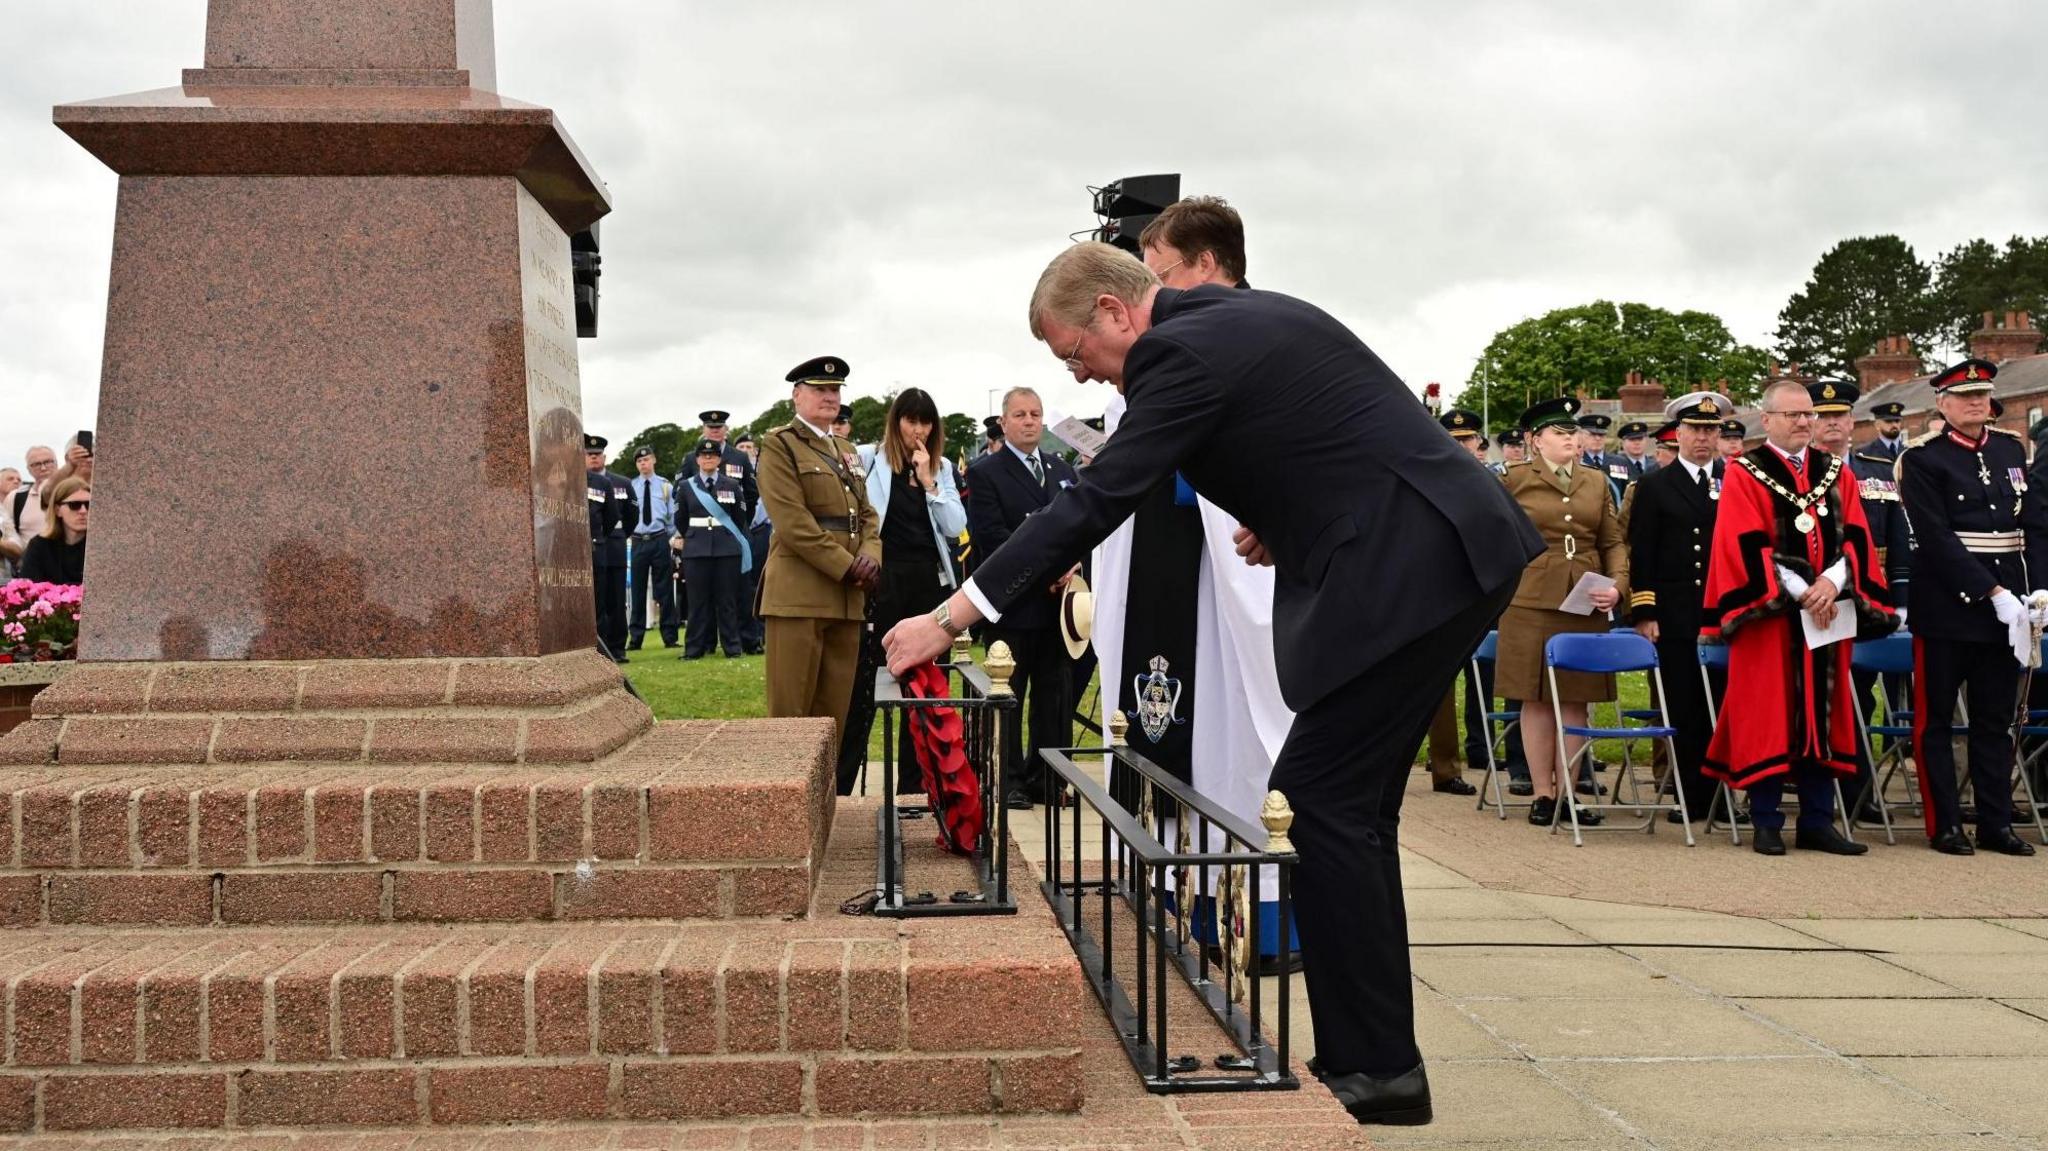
xmin=1851 ymin=631 xmax=1931 ymax=846
xmin=1695 ymin=640 xmax=1745 ymax=845
xmin=1543 ymin=633 xmax=1694 ymax=846
xmin=1608 ymin=628 xmax=1675 ymax=808
xmin=1470 ymin=631 xmax=1530 ymax=819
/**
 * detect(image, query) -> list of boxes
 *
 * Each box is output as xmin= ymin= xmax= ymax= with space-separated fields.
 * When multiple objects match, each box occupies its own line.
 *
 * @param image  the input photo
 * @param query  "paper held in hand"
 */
xmin=1801 ymin=601 xmax=1858 ymax=650
xmin=1045 ymin=411 xmax=1108 ymax=459
xmin=1558 ymin=572 xmax=1616 ymax=616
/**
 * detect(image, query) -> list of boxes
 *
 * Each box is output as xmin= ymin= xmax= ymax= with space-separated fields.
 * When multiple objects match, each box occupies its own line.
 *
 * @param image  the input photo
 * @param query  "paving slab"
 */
xmin=1781 ymin=918 xmax=2048 ymax=953
xmin=1876 ymin=950 xmax=2048 ymax=996
xmin=1867 ymin=1056 xmax=2048 ymax=1141
xmin=1545 ymin=1057 xmax=1983 ymax=1141
xmin=1402 ymin=888 xmax=1553 ymax=921
xmin=1742 ymin=997 xmax=2048 ymax=1057
xmin=1377 ymin=1060 xmax=1622 ymax=1144
xmin=1461 ymin=996 xmax=1817 ymax=1059
xmin=1657 ymin=1137 xmax=2031 ymax=1151
xmin=1407 ymin=918 xmax=1591 ymax=945
xmin=1562 ymin=915 xmax=1824 ymax=948
xmin=1415 ymin=946 xmax=1693 ymax=1001
xmin=1619 ymin=946 xmax=1963 ymax=998
xmin=1410 ymin=991 xmax=1519 ymax=1060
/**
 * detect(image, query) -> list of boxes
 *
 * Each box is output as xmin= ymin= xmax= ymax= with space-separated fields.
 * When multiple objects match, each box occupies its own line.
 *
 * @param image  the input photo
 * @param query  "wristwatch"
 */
xmin=931 ymin=601 xmax=964 ymax=637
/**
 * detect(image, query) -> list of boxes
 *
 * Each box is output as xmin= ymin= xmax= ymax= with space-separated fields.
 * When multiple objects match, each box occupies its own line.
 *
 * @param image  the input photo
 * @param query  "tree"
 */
xmin=941 ymin=413 xmax=978 ymax=462
xmin=607 ymin=422 xmax=693 ymax=476
xmin=1774 ymin=235 xmax=1934 ymax=379
xmin=1928 ymin=235 xmax=2048 ymax=354
xmin=1456 ymin=301 xmax=1768 ymax=431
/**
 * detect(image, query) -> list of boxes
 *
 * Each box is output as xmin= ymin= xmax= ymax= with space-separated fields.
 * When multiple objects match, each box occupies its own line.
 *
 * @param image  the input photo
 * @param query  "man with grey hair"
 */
xmin=965 ymin=384 xmax=1080 ymax=809
xmin=885 ymin=241 xmax=1543 ymax=1126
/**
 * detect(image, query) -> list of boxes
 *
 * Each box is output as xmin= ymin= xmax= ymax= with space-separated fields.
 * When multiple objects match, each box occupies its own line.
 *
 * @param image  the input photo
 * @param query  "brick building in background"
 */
xmin=1850 ymin=312 xmax=2047 ymax=444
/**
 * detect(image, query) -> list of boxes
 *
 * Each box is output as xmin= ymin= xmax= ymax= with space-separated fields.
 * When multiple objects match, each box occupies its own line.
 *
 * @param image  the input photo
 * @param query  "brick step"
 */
xmin=0 ymin=913 xmax=1082 ymax=1132
xmin=0 ymin=718 xmax=838 ymax=925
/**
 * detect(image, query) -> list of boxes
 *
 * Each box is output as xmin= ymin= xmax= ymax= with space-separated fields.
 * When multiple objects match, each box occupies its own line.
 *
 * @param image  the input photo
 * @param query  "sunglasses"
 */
xmin=60 ymin=500 xmax=90 ymax=510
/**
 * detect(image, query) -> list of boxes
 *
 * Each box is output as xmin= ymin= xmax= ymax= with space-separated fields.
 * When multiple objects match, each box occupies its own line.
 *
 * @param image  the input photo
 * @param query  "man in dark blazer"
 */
xmin=1625 ymin=395 xmax=1731 ymax=822
xmin=966 ymin=386 xmax=1081 ymax=808
xmin=884 ymin=243 xmax=1543 ymax=1126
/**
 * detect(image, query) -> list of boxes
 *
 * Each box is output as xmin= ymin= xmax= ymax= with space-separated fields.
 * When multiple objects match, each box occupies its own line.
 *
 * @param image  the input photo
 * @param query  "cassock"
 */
xmin=1702 ymin=446 xmax=1895 ymax=788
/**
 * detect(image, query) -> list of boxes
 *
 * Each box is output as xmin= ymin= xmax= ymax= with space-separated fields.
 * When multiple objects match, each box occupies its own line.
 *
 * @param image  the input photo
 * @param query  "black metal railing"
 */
xmin=866 ymin=637 xmax=1019 ymax=917
xmin=1038 ymin=723 xmax=1299 ymax=1093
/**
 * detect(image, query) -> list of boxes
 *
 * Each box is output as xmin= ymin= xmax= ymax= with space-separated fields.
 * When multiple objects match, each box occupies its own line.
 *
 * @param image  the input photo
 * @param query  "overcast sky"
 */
xmin=5 ymin=1 xmax=2045 ymax=461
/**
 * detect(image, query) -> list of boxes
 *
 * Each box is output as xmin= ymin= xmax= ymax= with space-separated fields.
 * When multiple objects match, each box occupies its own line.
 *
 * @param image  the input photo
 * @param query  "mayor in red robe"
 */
xmin=1701 ymin=381 xmax=1896 ymax=854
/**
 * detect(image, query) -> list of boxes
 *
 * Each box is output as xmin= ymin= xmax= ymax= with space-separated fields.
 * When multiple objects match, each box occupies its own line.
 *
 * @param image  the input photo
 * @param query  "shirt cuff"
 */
xmin=962 ymin=578 xmax=1003 ymax=624
xmin=1775 ymin=564 xmax=1809 ymax=599
xmin=1821 ymin=557 xmax=1849 ymax=590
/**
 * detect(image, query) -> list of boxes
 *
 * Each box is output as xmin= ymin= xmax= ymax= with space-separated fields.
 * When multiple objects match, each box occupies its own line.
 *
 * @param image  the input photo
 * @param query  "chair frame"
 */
xmin=1470 ymin=631 xmax=1531 ymax=820
xmin=1541 ymin=633 xmax=1695 ymax=847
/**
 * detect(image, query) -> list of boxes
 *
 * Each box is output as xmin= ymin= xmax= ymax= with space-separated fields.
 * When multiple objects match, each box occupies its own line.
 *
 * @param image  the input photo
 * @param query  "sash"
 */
xmin=1112 ymin=473 xmax=1203 ymax=816
xmin=690 ymin=480 xmax=753 ymax=573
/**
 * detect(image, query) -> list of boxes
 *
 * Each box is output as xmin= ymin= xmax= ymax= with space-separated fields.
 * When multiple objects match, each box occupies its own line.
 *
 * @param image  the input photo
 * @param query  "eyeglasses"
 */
xmin=1151 ymin=258 xmax=1184 ymax=280
xmin=1061 ymin=331 xmax=1087 ymax=371
xmin=1764 ymin=410 xmax=1817 ymax=422
xmin=59 ymin=500 xmax=90 ymax=511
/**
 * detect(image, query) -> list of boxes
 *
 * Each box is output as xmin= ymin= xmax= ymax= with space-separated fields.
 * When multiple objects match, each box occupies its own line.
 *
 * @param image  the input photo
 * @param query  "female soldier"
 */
xmin=1497 ymin=398 xmax=1629 ymax=827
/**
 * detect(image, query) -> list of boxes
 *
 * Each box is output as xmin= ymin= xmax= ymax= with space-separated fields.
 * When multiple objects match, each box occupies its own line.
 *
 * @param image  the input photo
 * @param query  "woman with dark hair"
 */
xmin=839 ymin=388 xmax=967 ymax=793
xmin=20 ymin=476 xmax=89 ymax=586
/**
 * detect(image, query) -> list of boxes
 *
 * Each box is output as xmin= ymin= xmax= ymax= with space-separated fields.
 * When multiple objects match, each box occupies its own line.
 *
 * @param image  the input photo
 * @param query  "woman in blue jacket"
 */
xmin=849 ymin=388 xmax=966 ymax=792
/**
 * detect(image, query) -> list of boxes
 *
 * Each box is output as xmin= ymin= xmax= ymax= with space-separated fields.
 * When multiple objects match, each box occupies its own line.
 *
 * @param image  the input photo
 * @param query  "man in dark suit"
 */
xmin=966 ymin=385 xmax=1082 ymax=809
xmin=1625 ymin=396 xmax=1731 ymax=822
xmin=884 ymin=243 xmax=1543 ymax=1126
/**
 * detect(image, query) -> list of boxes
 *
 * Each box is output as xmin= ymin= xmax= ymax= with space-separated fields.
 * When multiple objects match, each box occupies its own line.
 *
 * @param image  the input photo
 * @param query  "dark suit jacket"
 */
xmin=1624 ymin=459 xmax=1718 ymax=637
xmin=966 ymin=446 xmax=1079 ymax=631
xmin=971 ymin=285 xmax=1543 ymax=711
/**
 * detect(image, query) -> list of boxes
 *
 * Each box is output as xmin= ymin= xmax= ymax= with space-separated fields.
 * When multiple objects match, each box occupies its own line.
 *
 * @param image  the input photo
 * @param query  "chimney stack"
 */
xmin=1970 ymin=310 xmax=2043 ymax=365
xmin=1855 ymin=335 xmax=1924 ymax=389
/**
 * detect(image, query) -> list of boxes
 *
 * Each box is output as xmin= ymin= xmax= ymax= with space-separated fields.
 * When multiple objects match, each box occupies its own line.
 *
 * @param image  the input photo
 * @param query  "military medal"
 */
xmin=1794 ymin=512 xmax=1815 ymax=533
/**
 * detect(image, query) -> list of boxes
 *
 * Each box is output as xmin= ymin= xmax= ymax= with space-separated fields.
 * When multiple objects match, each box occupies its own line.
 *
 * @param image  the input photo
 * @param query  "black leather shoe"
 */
xmin=1573 ymin=774 xmax=1600 ymax=796
xmin=1508 ymin=779 xmax=1535 ymax=796
xmin=1432 ymin=777 xmax=1477 ymax=796
xmin=1930 ymin=826 xmax=1975 ymax=855
xmin=1528 ymin=796 xmax=1556 ymax=826
xmin=1565 ymin=802 xmax=1603 ymax=827
xmin=1795 ymin=825 xmax=1868 ymax=855
xmin=611 ymin=654 xmax=629 ymax=665
xmin=1752 ymin=826 xmax=1786 ymax=856
xmin=1978 ymin=827 xmax=2038 ymax=857
xmin=1305 ymin=1056 xmax=1327 ymax=1082
xmin=1325 ymin=1064 xmax=1433 ymax=1126
xmin=1003 ymin=789 xmax=1037 ymax=811
xmin=626 ymin=640 xmax=644 ymax=651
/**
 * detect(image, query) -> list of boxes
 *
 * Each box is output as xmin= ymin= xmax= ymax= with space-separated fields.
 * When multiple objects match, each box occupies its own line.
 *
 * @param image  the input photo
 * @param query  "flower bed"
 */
xmin=0 ymin=579 xmax=80 ymax=663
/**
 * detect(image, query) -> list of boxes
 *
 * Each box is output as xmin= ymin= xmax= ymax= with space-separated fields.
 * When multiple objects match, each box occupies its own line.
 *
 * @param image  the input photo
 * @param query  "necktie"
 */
xmin=1028 ymin=455 xmax=1045 ymax=486
xmin=1789 ymin=453 xmax=1804 ymax=476
xmin=640 ymin=479 xmax=652 ymax=527
xmin=1556 ymin=466 xmax=1571 ymax=484
xmin=1695 ymin=468 xmax=1708 ymax=494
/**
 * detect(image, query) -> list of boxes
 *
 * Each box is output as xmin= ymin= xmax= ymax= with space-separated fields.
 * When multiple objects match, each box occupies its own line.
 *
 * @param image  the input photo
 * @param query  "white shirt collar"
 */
xmin=797 ymin=417 xmax=831 ymax=440
xmin=1679 ymin=456 xmax=1709 ymax=483
xmin=1005 ymin=441 xmax=1042 ymax=468
xmin=1767 ymin=441 xmax=1805 ymax=468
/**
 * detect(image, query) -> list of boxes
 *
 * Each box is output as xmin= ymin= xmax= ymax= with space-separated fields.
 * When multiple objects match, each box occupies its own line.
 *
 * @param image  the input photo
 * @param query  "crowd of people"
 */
xmin=1426 ymin=363 xmax=2043 ymax=859
xmin=0 ymin=437 xmax=92 ymax=587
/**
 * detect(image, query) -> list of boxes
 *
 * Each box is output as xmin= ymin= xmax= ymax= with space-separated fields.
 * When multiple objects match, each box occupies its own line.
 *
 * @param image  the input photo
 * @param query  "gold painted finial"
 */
xmin=984 ymin=640 xmax=1016 ymax=697
xmin=1261 ymin=790 xmax=1295 ymax=854
xmin=1107 ymin=710 xmax=1128 ymax=747
xmin=950 ymin=630 xmax=973 ymax=665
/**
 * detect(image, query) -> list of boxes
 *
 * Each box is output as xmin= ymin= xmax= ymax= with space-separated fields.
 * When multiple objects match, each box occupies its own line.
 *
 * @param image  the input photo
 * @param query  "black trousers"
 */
xmin=987 ymin=623 xmax=1071 ymax=802
xmin=629 ymin=535 xmax=679 ymax=646
xmin=1654 ymin=630 xmax=1720 ymax=817
xmin=683 ymin=555 xmax=743 ymax=657
xmin=836 ymin=557 xmax=949 ymax=796
xmin=594 ymin=561 xmax=628 ymax=658
xmin=1913 ymin=635 xmax=2019 ymax=836
xmin=1271 ymin=579 xmax=1513 ymax=1079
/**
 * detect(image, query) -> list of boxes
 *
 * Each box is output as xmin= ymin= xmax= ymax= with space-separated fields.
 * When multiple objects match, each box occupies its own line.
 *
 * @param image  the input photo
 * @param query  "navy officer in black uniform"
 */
xmin=699 ymin=409 xmax=759 ymax=525
xmin=1897 ymin=358 xmax=2046 ymax=856
xmin=882 ymin=242 xmax=1544 ymax=1126
xmin=678 ymin=438 xmax=753 ymax=658
xmin=1625 ymin=392 xmax=1731 ymax=821
xmin=585 ymin=433 xmax=637 ymax=663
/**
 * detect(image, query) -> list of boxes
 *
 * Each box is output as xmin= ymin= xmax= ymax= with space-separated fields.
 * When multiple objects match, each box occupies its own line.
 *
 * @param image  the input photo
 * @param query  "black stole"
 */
xmin=1111 ymin=475 xmax=1203 ymax=818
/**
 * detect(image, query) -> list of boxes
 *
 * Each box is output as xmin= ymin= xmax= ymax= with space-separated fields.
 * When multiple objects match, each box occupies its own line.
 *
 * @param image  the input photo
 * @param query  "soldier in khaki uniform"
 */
xmin=756 ymin=356 xmax=883 ymax=733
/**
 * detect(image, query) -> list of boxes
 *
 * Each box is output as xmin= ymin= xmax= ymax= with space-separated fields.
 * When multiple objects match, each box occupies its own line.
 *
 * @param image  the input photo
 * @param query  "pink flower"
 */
xmin=1 ymin=623 xmax=23 ymax=642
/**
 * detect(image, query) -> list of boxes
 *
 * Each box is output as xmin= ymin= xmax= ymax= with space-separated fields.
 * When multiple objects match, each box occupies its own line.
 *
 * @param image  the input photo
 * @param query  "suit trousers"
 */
xmin=1913 ymin=636 xmax=2019 ymax=836
xmin=765 ymin=616 xmax=863 ymax=737
xmin=1270 ymin=578 xmax=1513 ymax=1079
xmin=1425 ymin=687 xmax=1463 ymax=781
xmin=594 ymin=559 xmax=628 ymax=659
xmin=1747 ymin=762 xmax=1838 ymax=831
xmin=629 ymin=537 xmax=679 ymax=646
xmin=1654 ymin=630 xmax=1720 ymax=817
xmin=987 ymin=624 xmax=1070 ymax=802
xmin=683 ymin=556 xmax=743 ymax=657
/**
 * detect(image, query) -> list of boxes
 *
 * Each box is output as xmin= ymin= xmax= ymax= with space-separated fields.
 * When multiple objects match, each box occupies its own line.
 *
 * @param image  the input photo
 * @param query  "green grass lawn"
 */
xmin=622 ymin=639 xmax=1660 ymax=767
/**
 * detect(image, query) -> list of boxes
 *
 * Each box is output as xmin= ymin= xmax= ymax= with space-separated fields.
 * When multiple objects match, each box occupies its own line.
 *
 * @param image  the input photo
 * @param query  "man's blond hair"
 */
xmin=1027 ymin=242 xmax=1160 ymax=340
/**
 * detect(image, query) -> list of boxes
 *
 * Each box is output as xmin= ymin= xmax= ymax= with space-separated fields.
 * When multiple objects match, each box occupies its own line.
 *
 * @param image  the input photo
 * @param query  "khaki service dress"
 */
xmin=1496 ymin=459 xmax=1630 ymax=704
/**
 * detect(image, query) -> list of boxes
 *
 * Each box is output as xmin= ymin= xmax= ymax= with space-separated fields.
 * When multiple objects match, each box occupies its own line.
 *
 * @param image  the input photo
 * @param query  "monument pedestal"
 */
xmin=0 ymin=0 xmax=1099 ymax=1134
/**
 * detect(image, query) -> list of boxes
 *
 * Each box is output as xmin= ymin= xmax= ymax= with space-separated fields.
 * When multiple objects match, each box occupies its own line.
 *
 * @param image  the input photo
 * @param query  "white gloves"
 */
xmin=1994 ymin=590 xmax=2034 ymax=667
xmin=1894 ymin=607 xmax=1908 ymax=629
